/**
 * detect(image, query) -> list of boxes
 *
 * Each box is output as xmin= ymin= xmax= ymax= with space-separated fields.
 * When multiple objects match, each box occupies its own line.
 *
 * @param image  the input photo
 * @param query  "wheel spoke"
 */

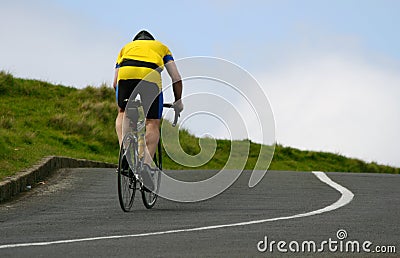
xmin=118 ymin=133 xmax=136 ymax=212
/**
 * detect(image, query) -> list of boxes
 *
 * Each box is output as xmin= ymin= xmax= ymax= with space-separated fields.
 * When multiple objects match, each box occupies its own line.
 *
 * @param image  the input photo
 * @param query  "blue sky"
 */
xmin=1 ymin=0 xmax=399 ymax=167
xmin=51 ymin=0 xmax=400 ymax=60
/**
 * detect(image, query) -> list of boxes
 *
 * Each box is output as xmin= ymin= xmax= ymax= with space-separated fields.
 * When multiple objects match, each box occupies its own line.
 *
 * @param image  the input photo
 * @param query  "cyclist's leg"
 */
xmin=144 ymin=119 xmax=161 ymax=165
xmin=115 ymin=80 xmax=140 ymax=146
xmin=115 ymin=109 xmax=124 ymax=146
xmin=138 ymin=81 xmax=163 ymax=166
xmin=115 ymin=84 xmax=123 ymax=146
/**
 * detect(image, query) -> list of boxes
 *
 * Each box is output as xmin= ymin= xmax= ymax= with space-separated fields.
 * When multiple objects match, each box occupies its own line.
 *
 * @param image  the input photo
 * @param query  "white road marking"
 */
xmin=0 ymin=171 xmax=354 ymax=249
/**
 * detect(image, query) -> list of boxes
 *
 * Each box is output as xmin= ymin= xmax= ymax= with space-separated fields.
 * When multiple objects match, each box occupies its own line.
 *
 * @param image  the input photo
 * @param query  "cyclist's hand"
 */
xmin=173 ymin=99 xmax=184 ymax=113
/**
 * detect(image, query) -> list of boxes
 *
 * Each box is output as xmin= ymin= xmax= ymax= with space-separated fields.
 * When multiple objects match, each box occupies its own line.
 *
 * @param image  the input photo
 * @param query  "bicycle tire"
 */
xmin=141 ymin=140 xmax=162 ymax=209
xmin=118 ymin=133 xmax=137 ymax=212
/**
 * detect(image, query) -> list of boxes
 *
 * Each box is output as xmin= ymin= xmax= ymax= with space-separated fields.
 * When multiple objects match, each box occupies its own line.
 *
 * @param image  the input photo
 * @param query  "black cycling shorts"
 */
xmin=116 ymin=79 xmax=163 ymax=119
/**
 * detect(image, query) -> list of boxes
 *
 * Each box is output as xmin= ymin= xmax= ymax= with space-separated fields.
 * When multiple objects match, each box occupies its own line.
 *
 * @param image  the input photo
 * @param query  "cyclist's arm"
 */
xmin=165 ymin=60 xmax=183 ymax=102
xmin=113 ymin=67 xmax=119 ymax=90
xmin=114 ymin=48 xmax=123 ymax=90
xmin=165 ymin=60 xmax=183 ymax=112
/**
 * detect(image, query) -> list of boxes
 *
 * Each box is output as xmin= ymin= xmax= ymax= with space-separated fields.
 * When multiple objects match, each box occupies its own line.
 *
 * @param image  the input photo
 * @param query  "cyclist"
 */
xmin=113 ymin=30 xmax=183 ymax=187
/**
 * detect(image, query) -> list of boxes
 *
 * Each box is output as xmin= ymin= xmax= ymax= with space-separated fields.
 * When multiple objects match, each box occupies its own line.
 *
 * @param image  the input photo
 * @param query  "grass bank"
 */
xmin=0 ymin=71 xmax=398 ymax=180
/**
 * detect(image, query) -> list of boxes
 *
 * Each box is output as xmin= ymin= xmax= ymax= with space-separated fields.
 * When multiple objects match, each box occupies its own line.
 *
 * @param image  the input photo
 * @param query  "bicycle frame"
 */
xmin=117 ymin=99 xmax=179 ymax=211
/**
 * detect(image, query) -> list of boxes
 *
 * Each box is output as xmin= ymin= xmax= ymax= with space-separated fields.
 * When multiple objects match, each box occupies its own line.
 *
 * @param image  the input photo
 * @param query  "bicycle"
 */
xmin=117 ymin=99 xmax=180 ymax=212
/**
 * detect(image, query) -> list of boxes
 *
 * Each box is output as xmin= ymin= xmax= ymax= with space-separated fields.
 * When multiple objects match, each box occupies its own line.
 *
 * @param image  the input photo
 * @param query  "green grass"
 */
xmin=270 ymin=144 xmax=399 ymax=173
xmin=0 ymin=71 xmax=398 ymax=180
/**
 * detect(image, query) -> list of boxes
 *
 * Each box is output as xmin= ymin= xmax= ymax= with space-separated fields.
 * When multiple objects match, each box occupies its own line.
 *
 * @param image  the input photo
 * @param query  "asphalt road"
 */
xmin=0 ymin=168 xmax=399 ymax=257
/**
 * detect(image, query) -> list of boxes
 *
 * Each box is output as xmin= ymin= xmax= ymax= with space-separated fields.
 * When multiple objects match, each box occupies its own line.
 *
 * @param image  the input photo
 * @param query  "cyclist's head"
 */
xmin=133 ymin=30 xmax=155 ymax=41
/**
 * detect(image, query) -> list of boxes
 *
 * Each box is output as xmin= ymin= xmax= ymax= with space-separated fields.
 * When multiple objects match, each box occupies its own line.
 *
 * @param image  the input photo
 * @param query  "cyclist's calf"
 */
xmin=144 ymin=119 xmax=161 ymax=166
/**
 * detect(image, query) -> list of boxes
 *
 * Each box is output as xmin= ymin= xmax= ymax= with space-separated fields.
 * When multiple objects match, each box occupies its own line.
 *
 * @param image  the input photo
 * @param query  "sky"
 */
xmin=1 ymin=0 xmax=399 ymax=167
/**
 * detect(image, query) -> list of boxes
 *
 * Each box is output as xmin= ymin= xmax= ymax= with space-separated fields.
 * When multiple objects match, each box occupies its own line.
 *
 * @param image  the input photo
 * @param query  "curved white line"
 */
xmin=0 ymin=171 xmax=354 ymax=249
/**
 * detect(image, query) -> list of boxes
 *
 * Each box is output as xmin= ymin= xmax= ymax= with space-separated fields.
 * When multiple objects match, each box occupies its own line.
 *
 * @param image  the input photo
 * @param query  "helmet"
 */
xmin=133 ymin=30 xmax=155 ymax=41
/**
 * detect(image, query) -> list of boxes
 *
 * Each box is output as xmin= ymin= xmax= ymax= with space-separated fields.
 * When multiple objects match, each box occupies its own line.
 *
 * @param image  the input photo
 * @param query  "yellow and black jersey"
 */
xmin=115 ymin=40 xmax=174 ymax=89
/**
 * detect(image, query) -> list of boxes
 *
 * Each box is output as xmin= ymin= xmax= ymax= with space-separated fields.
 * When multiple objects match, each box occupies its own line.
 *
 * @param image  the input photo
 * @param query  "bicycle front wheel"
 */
xmin=118 ymin=133 xmax=137 ymax=212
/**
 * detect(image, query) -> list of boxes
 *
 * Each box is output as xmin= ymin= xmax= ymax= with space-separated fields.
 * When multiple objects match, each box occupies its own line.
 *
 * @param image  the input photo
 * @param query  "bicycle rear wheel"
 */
xmin=118 ymin=133 xmax=137 ymax=212
xmin=141 ymin=140 xmax=162 ymax=209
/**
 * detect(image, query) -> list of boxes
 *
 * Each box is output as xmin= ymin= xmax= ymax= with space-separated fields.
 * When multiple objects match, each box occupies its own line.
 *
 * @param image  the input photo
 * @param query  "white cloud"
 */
xmin=258 ymin=50 xmax=400 ymax=167
xmin=1 ymin=1 xmax=398 ymax=169
xmin=161 ymin=49 xmax=400 ymax=168
xmin=0 ymin=1 xmax=121 ymax=88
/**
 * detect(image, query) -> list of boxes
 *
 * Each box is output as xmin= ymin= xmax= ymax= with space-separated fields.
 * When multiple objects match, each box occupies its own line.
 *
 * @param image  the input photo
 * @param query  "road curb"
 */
xmin=0 ymin=156 xmax=116 ymax=203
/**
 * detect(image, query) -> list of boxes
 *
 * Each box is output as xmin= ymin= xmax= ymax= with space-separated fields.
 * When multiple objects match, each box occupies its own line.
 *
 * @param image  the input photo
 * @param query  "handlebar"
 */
xmin=163 ymin=103 xmax=180 ymax=127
